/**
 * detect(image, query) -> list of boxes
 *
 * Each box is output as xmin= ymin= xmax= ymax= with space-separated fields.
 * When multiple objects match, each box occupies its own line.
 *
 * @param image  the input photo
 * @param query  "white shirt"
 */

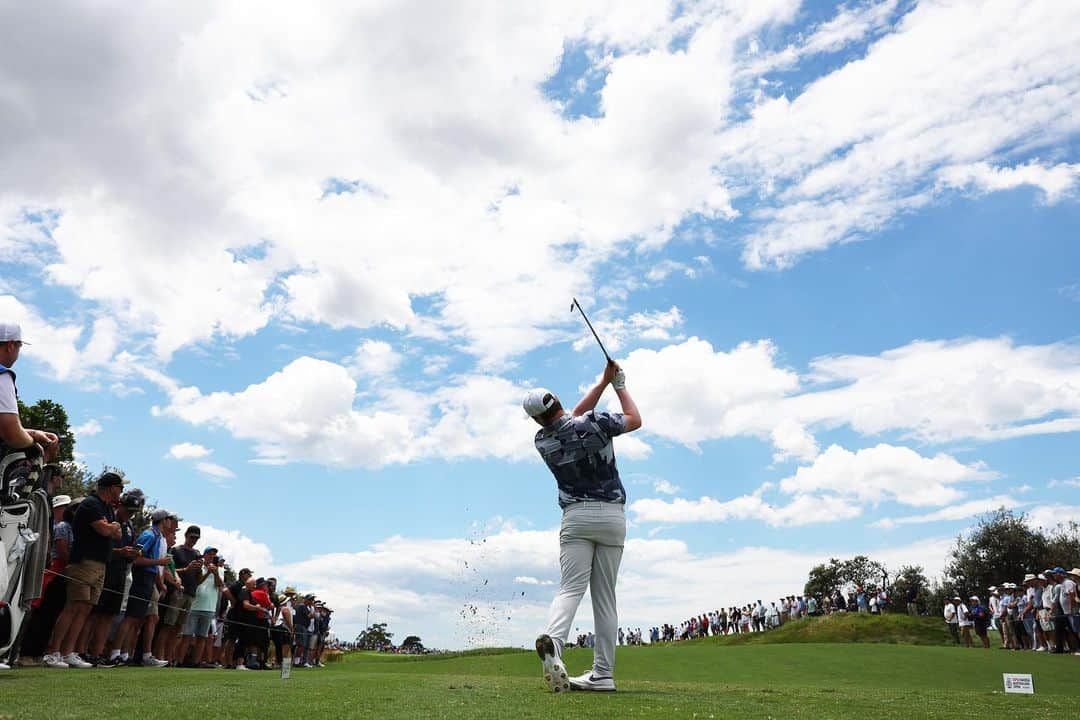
xmin=943 ymin=603 xmax=957 ymax=623
xmin=0 ymin=372 xmax=17 ymax=414
xmin=1062 ymin=578 xmax=1076 ymax=615
xmin=956 ymin=603 xmax=971 ymax=626
xmin=1042 ymin=586 xmax=1054 ymax=613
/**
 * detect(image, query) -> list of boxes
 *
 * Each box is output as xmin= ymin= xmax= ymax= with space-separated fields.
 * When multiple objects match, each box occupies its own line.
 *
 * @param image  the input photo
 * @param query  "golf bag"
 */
xmin=0 ymin=444 xmax=49 ymax=663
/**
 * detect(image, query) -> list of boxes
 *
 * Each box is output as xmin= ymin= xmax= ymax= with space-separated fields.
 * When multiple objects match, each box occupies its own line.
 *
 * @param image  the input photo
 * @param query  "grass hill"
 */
xmin=1 ymin=617 xmax=1071 ymax=720
xmin=716 ymin=611 xmax=953 ymax=646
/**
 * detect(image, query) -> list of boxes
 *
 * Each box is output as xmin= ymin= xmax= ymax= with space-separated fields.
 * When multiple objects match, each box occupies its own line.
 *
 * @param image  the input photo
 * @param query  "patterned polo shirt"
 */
xmin=533 ymin=410 xmax=628 ymax=508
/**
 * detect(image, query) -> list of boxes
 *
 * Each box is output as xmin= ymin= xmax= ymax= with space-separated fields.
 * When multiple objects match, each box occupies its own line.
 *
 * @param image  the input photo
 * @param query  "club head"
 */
xmin=570 ymin=298 xmax=577 ymax=312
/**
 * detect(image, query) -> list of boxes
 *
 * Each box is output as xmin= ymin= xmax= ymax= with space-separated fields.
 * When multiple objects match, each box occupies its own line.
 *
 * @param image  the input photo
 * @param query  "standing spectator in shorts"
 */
xmin=250 ymin=578 xmax=273 ymax=668
xmin=41 ymin=473 xmax=126 ymax=668
xmin=1049 ymin=567 xmax=1077 ymax=653
xmin=955 ymin=596 xmax=973 ymax=647
xmin=996 ymin=584 xmax=1014 ymax=648
xmin=110 ymin=509 xmax=173 ymax=667
xmin=175 ymin=547 xmax=222 ymax=668
xmin=270 ymin=586 xmax=297 ymax=669
xmin=943 ymin=597 xmax=959 ymax=644
xmin=87 ymin=489 xmax=143 ymax=666
xmin=159 ymin=525 xmax=203 ymax=664
xmin=293 ymin=594 xmax=313 ymax=667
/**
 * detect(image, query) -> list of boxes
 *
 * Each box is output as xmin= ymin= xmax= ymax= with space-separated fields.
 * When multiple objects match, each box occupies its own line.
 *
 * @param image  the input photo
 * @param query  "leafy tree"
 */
xmin=401 ymin=635 xmax=424 ymax=652
xmin=804 ymin=555 xmax=887 ymax=598
xmin=1043 ymin=521 xmax=1080 ymax=566
xmin=356 ymin=623 xmax=393 ymax=650
xmin=942 ymin=508 xmax=1050 ymax=599
xmin=18 ymin=398 xmax=75 ymax=460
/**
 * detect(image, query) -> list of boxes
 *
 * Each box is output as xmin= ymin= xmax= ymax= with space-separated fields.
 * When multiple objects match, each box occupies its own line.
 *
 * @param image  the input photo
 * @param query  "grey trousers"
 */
xmin=544 ymin=501 xmax=625 ymax=677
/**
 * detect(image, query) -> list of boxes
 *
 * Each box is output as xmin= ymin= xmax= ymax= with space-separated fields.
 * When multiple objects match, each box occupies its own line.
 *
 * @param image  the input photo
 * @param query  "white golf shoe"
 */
xmin=42 ymin=653 xmax=70 ymax=668
xmin=64 ymin=653 xmax=93 ymax=669
xmin=569 ymin=671 xmax=616 ymax=692
xmin=535 ymin=634 xmax=570 ymax=693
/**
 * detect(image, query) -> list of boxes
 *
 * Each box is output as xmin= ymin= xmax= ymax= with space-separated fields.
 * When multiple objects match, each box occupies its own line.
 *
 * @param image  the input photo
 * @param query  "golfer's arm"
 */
xmin=0 ymin=413 xmax=34 ymax=449
xmin=615 ymin=387 xmax=641 ymax=432
xmin=572 ymin=380 xmax=607 ymax=416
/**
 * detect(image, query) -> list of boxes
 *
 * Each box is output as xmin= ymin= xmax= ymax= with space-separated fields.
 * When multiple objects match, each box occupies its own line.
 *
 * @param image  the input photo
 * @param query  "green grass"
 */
xmin=2 ymin=622 xmax=1074 ymax=719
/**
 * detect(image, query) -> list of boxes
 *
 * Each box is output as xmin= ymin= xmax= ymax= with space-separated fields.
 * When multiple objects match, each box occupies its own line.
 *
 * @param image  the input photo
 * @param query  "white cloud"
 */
xmin=778 ymin=444 xmax=994 ymax=508
xmin=770 ymin=418 xmax=819 ymax=463
xmin=514 ymin=576 xmax=555 ymax=586
xmin=346 ymin=339 xmax=402 ymax=378
xmin=631 ymin=492 xmax=863 ymax=527
xmin=726 ymin=0 xmax=1080 ymax=269
xmin=195 ymin=461 xmax=236 ymax=479
xmin=1048 ymin=477 xmax=1080 ymax=489
xmin=166 ymin=442 xmax=212 ymax=460
xmin=871 ymin=495 xmax=1023 ymax=529
xmin=572 ymin=306 xmax=685 ymax=353
xmin=938 ymin=161 xmax=1080 ymax=203
xmin=159 ymin=356 xmax=541 ymax=468
xmin=652 ymin=478 xmax=681 ymax=495
xmin=72 ymin=419 xmax=103 ymax=438
xmin=1024 ymin=505 xmax=1080 ymax=533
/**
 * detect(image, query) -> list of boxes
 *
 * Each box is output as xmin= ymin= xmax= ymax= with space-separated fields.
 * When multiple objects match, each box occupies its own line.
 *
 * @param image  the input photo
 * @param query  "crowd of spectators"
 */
xmin=942 ymin=569 xmax=1080 ymax=654
xmin=632 ymin=587 xmax=892 ymax=644
xmin=5 ymin=470 xmax=334 ymax=671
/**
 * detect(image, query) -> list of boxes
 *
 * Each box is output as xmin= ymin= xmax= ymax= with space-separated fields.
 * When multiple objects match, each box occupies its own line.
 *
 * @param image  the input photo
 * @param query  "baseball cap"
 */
xmin=0 ymin=323 xmax=28 ymax=345
xmin=98 ymin=472 xmax=130 ymax=488
xmin=150 ymin=508 xmax=177 ymax=523
xmin=121 ymin=488 xmax=145 ymax=509
xmin=969 ymin=595 xmax=979 ymax=601
xmin=522 ymin=388 xmax=559 ymax=417
xmin=185 ymin=525 xmax=201 ymax=537
xmin=1052 ymin=566 xmax=1067 ymax=574
xmin=51 ymin=494 xmax=71 ymax=508
xmin=203 ymin=547 xmax=218 ymax=555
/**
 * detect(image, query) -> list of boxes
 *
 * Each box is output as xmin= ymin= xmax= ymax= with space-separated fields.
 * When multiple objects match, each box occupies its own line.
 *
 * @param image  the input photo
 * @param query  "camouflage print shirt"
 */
xmin=534 ymin=410 xmax=628 ymax=508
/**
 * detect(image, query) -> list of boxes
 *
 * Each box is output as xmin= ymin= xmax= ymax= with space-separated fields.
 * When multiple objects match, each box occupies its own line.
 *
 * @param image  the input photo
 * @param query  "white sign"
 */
xmin=1003 ymin=673 xmax=1034 ymax=694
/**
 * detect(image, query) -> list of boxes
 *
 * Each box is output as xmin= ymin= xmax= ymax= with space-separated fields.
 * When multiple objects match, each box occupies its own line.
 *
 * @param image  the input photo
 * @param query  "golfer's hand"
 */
xmin=602 ymin=360 xmax=620 ymax=386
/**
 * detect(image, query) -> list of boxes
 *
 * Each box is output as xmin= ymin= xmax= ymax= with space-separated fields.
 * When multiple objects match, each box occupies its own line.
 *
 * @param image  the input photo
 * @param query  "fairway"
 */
xmin=1 ymin=640 xmax=1073 ymax=719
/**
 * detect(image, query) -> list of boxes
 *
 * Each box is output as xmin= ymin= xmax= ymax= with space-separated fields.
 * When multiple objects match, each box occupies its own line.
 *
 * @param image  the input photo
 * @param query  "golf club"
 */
xmin=570 ymin=297 xmax=613 ymax=364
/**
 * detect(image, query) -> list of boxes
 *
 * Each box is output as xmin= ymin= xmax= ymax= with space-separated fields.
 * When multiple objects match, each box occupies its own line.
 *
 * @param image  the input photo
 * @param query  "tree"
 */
xmin=804 ymin=555 xmax=888 ymax=598
xmin=356 ymin=623 xmax=393 ymax=650
xmin=18 ymin=398 xmax=75 ymax=461
xmin=1044 ymin=521 xmax=1080 ymax=566
xmin=401 ymin=635 xmax=424 ymax=653
xmin=942 ymin=508 xmax=1050 ymax=600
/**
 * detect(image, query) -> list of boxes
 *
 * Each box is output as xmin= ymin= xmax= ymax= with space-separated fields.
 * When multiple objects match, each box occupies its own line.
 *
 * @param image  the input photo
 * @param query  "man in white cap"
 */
xmin=0 ymin=322 xmax=59 ymax=459
xmin=526 ymin=360 xmax=641 ymax=693
xmin=943 ymin=596 xmax=959 ymax=644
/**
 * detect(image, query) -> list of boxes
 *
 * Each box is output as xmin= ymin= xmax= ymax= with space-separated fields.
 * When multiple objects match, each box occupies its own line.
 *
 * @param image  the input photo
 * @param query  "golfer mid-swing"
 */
xmin=524 ymin=360 xmax=641 ymax=693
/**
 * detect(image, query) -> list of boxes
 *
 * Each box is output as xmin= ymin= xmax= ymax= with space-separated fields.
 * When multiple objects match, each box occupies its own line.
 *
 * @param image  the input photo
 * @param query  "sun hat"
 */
xmin=283 ymin=586 xmax=297 ymax=596
xmin=988 ymin=585 xmax=997 ymax=591
xmin=1067 ymin=568 xmax=1080 ymax=577
xmin=51 ymin=494 xmax=71 ymax=508
xmin=522 ymin=388 xmax=559 ymax=418
xmin=969 ymin=595 xmax=979 ymax=601
xmin=1022 ymin=574 xmax=1037 ymax=584
xmin=0 ymin=323 xmax=28 ymax=344
xmin=1037 ymin=574 xmax=1047 ymax=581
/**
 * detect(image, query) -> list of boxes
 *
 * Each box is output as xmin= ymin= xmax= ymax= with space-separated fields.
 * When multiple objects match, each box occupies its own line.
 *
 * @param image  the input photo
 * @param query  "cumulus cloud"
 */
xmin=346 ymin=339 xmax=402 ymax=378
xmin=631 ymin=492 xmax=863 ymax=527
xmin=71 ymin=419 xmax=103 ymax=438
xmin=778 ymin=444 xmax=994 ymax=508
xmin=938 ymin=161 xmax=1080 ymax=203
xmin=166 ymin=442 xmax=211 ymax=460
xmin=623 ymin=336 xmax=1080 ymax=457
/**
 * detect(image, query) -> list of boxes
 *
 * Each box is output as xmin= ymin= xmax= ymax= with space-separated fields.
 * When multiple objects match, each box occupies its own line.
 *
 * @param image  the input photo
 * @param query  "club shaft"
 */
xmin=572 ymin=298 xmax=612 ymax=362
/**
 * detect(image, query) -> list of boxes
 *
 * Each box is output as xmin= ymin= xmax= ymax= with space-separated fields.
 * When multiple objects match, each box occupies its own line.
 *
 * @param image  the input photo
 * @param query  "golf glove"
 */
xmin=611 ymin=368 xmax=626 ymax=390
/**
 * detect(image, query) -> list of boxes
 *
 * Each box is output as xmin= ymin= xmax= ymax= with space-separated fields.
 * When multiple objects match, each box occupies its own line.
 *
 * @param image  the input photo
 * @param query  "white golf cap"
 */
xmin=522 ymin=388 xmax=559 ymax=418
xmin=51 ymin=494 xmax=72 ymax=508
xmin=0 ymin=322 xmax=27 ymax=344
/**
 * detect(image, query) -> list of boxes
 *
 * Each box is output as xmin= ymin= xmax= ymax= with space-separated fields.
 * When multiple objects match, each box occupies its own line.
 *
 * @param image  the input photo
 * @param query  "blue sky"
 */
xmin=1 ymin=0 xmax=1078 ymax=648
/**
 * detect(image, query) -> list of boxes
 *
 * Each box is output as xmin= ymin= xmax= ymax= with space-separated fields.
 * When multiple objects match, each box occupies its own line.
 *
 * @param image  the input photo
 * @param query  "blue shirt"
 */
xmin=534 ymin=410 xmax=628 ymax=508
xmin=135 ymin=527 xmax=165 ymax=577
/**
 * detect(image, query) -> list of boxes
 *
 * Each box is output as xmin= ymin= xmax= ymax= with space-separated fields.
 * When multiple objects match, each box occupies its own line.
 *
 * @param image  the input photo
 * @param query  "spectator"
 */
xmin=159 ymin=525 xmax=203 ymax=665
xmin=943 ymin=597 xmax=959 ymax=645
xmin=86 ymin=489 xmax=143 ymax=667
xmin=175 ymin=547 xmax=223 ymax=668
xmin=906 ymin=583 xmax=919 ymax=616
xmin=42 ymin=472 xmax=126 ymax=668
xmin=110 ymin=508 xmax=174 ymax=667
xmin=969 ymin=596 xmax=990 ymax=648
xmin=270 ymin=586 xmax=297 ymax=669
xmin=223 ymin=567 xmax=253 ymax=668
xmin=0 ymin=322 xmax=60 ymax=462
xmin=955 ymin=595 xmax=972 ymax=647
xmin=1067 ymin=568 xmax=1080 ymax=652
